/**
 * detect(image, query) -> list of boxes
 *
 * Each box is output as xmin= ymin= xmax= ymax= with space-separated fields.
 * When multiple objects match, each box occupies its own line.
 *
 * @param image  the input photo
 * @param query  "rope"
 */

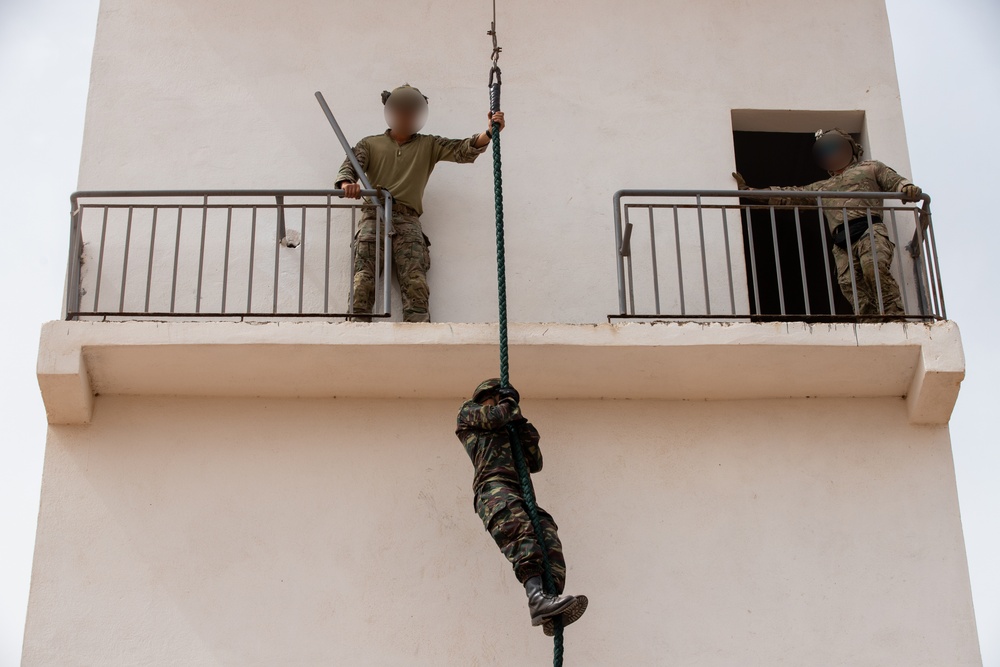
xmin=488 ymin=7 xmax=566 ymax=663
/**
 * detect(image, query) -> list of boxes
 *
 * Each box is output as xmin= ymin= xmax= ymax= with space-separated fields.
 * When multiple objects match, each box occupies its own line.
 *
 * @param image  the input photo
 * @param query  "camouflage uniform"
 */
xmin=455 ymin=396 xmax=567 ymax=592
xmin=336 ymin=130 xmax=486 ymax=322
xmin=767 ymin=159 xmax=911 ymax=316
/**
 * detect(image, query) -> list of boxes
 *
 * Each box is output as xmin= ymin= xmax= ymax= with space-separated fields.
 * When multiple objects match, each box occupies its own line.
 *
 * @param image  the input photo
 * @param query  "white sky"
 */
xmin=0 ymin=1 xmax=997 ymax=665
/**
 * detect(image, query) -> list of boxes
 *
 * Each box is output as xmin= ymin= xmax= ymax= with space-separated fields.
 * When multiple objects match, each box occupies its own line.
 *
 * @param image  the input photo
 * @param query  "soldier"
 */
xmin=336 ymin=84 xmax=505 ymax=322
xmin=732 ymin=129 xmax=923 ymax=317
xmin=456 ymin=379 xmax=588 ymax=635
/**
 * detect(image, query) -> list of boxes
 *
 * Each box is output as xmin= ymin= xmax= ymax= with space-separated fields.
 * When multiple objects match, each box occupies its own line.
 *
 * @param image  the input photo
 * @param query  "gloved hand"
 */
xmin=901 ymin=184 xmax=923 ymax=202
xmin=497 ymin=385 xmax=520 ymax=405
xmin=732 ymin=172 xmax=751 ymax=190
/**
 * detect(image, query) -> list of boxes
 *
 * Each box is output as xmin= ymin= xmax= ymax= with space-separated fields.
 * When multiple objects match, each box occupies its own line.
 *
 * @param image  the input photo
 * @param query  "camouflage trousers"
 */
xmin=832 ymin=222 xmax=904 ymax=317
xmin=352 ymin=212 xmax=431 ymax=323
xmin=475 ymin=483 xmax=567 ymax=592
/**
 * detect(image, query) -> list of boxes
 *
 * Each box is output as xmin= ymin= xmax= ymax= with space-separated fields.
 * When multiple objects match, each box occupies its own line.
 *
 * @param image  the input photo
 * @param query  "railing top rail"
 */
xmin=613 ymin=188 xmax=931 ymax=206
xmin=70 ymin=189 xmax=390 ymax=207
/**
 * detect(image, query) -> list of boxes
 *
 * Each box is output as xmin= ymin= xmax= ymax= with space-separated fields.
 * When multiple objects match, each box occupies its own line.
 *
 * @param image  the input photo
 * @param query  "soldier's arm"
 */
xmin=457 ymin=400 xmax=521 ymax=431
xmin=429 ymin=134 xmax=488 ymax=165
xmin=335 ymin=138 xmax=371 ymax=192
xmin=515 ymin=419 xmax=543 ymax=473
xmin=872 ymin=160 xmax=918 ymax=198
xmin=764 ymin=180 xmax=824 ymax=207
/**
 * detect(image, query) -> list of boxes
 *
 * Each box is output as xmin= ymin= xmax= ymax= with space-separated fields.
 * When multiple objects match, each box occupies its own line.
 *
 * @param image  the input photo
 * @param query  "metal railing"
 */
xmin=64 ymin=190 xmax=394 ymax=320
xmin=611 ymin=189 xmax=946 ymax=321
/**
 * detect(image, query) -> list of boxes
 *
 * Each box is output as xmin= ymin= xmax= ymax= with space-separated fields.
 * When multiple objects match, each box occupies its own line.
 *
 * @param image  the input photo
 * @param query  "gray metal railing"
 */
xmin=612 ymin=189 xmax=945 ymax=321
xmin=64 ymin=190 xmax=394 ymax=320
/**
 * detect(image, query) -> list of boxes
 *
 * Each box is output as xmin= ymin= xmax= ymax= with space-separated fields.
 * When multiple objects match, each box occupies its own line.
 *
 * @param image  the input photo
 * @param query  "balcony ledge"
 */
xmin=37 ymin=319 xmax=964 ymax=426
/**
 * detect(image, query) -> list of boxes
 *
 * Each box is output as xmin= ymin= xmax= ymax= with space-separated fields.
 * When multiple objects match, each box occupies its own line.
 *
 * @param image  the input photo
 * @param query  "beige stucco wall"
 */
xmin=73 ymin=0 xmax=916 ymax=324
xmin=23 ymin=395 xmax=979 ymax=665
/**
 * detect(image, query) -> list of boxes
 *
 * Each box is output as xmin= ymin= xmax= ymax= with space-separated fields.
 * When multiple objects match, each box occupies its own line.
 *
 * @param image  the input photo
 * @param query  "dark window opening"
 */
xmin=732 ymin=130 xmax=856 ymax=319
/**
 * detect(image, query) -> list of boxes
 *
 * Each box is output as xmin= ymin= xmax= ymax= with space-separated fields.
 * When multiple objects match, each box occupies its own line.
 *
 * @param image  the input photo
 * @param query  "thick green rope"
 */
xmin=491 ymin=118 xmax=566 ymax=666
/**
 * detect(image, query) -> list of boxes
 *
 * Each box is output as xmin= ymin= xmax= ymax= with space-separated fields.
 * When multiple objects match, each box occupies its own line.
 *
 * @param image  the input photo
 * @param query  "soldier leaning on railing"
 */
xmin=733 ymin=129 xmax=923 ymax=317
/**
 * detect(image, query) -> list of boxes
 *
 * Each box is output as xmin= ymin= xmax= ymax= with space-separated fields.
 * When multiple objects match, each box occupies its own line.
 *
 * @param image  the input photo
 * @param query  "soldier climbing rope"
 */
xmin=486 ymin=3 xmax=577 ymax=664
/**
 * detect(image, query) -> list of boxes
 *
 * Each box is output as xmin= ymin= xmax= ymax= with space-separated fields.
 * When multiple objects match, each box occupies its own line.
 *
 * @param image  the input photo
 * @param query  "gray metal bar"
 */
xmin=247 ymin=207 xmax=257 ymax=313
xmin=887 ymin=208 xmax=910 ymax=316
xmin=866 ymin=208 xmax=885 ymax=315
xmin=925 ymin=202 xmax=946 ymax=318
xmin=381 ymin=194 xmax=393 ymax=316
xmin=298 ymin=207 xmax=306 ymax=314
xmin=913 ymin=206 xmax=937 ymax=318
xmin=118 ymin=207 xmax=134 ymax=313
xmin=144 ymin=208 xmax=158 ymax=313
xmin=272 ymin=204 xmax=281 ymax=314
xmin=720 ymin=207 xmax=736 ymax=315
xmin=793 ymin=206 xmax=810 ymax=316
xmin=613 ymin=192 xmax=627 ymax=315
xmin=816 ymin=196 xmax=836 ymax=315
xmin=673 ymin=205 xmax=685 ymax=316
xmin=276 ymin=195 xmax=286 ymax=241
xmin=696 ymin=196 xmax=711 ymax=315
xmin=196 ymin=196 xmax=208 ymax=314
xmin=64 ymin=200 xmax=83 ymax=318
xmin=648 ymin=207 xmax=660 ymax=315
xmin=744 ymin=204 xmax=761 ymax=317
xmin=92 ymin=207 xmax=110 ymax=312
xmin=768 ymin=205 xmax=785 ymax=316
xmin=347 ymin=206 xmax=356 ymax=314
xmin=841 ymin=207 xmax=860 ymax=315
xmin=169 ymin=208 xmax=182 ymax=314
xmin=221 ymin=207 xmax=233 ymax=313
xmin=324 ymin=196 xmax=332 ymax=313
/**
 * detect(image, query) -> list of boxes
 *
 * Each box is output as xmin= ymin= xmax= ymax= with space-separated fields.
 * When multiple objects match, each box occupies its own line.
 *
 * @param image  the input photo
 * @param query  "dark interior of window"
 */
xmin=732 ymin=130 xmax=856 ymax=318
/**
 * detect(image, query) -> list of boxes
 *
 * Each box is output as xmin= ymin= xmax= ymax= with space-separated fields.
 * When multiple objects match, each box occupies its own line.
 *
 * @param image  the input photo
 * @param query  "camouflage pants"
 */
xmin=475 ymin=483 xmax=567 ymax=592
xmin=832 ymin=222 xmax=904 ymax=317
xmin=352 ymin=212 xmax=431 ymax=323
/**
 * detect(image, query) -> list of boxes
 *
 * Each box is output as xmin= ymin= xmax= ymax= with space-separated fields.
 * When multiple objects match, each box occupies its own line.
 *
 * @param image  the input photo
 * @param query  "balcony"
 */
xmin=39 ymin=187 xmax=962 ymax=429
xmin=611 ymin=189 xmax=945 ymax=322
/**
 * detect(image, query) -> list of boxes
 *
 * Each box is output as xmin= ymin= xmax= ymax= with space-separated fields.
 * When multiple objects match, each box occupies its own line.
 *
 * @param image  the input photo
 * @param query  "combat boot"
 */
xmin=542 ymin=594 xmax=589 ymax=636
xmin=525 ymin=576 xmax=577 ymax=627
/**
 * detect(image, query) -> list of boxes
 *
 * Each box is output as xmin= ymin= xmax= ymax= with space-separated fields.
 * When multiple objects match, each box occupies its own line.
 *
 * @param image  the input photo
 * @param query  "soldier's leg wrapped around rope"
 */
xmin=477 ymin=484 xmax=567 ymax=592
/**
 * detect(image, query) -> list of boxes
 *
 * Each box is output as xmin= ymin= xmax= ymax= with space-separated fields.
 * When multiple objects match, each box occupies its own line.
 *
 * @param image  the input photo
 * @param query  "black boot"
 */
xmin=542 ymin=594 xmax=589 ymax=636
xmin=525 ymin=576 xmax=577 ymax=627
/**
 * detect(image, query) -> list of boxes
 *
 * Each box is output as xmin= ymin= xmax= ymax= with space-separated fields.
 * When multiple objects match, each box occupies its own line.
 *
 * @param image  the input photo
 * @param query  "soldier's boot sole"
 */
xmin=542 ymin=595 xmax=589 ymax=636
xmin=529 ymin=594 xmax=578 ymax=627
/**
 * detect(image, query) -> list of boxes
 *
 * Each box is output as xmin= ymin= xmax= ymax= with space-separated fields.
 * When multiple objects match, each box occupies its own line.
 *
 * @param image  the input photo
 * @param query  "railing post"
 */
xmin=613 ymin=191 xmax=627 ymax=316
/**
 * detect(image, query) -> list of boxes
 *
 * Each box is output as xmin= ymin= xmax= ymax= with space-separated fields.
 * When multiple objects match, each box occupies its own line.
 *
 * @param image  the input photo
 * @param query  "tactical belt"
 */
xmin=361 ymin=202 xmax=420 ymax=218
xmin=831 ymin=215 xmax=882 ymax=249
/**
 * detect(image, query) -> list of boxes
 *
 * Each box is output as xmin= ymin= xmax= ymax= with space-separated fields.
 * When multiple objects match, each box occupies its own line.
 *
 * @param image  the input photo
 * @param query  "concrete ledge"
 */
xmin=36 ymin=320 xmax=965 ymax=425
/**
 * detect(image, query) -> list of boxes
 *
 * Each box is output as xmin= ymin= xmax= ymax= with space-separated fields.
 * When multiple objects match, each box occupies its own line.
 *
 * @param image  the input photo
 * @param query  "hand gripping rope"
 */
xmin=487 ymin=5 xmax=566 ymax=665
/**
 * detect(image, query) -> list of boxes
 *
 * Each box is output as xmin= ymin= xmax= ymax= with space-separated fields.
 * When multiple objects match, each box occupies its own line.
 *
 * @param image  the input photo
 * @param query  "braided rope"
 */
xmin=491 ymin=114 xmax=566 ymax=665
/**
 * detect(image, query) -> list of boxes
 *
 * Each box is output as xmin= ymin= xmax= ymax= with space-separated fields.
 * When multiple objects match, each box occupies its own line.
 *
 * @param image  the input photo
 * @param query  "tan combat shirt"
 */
xmin=766 ymin=159 xmax=914 ymax=233
xmin=335 ymin=130 xmax=486 ymax=216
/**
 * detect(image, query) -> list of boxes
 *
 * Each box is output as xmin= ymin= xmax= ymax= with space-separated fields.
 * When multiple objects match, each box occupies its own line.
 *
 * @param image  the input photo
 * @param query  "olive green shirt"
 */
xmin=335 ymin=130 xmax=487 ymax=216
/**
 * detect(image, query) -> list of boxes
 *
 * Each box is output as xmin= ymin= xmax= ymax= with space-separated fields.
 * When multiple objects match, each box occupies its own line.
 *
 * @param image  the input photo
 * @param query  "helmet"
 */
xmin=813 ymin=128 xmax=864 ymax=167
xmin=382 ymin=85 xmax=428 ymax=133
xmin=381 ymin=84 xmax=428 ymax=108
xmin=472 ymin=378 xmax=503 ymax=403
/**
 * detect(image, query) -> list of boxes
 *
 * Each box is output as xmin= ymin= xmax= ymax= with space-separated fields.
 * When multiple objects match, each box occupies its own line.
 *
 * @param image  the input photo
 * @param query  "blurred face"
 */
xmin=384 ymin=90 xmax=428 ymax=135
xmin=813 ymin=134 xmax=854 ymax=172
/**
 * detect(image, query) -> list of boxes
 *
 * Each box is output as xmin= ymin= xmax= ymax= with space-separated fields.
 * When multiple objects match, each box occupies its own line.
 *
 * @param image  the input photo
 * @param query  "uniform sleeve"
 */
xmin=514 ymin=419 xmax=543 ymax=473
xmin=456 ymin=399 xmax=521 ymax=432
xmin=430 ymin=135 xmax=487 ymax=164
xmin=764 ymin=180 xmax=825 ymax=207
xmin=335 ymin=138 xmax=370 ymax=188
xmin=871 ymin=161 xmax=912 ymax=193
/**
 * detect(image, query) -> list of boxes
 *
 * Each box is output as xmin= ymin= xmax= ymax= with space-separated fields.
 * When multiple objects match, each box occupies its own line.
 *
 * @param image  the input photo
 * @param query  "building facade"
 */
xmin=27 ymin=0 xmax=980 ymax=664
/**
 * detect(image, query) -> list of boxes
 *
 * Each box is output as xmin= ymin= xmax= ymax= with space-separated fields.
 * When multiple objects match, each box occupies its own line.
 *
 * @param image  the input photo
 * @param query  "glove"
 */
xmin=497 ymin=385 xmax=520 ymax=405
xmin=732 ymin=172 xmax=750 ymax=190
xmin=901 ymin=184 xmax=922 ymax=202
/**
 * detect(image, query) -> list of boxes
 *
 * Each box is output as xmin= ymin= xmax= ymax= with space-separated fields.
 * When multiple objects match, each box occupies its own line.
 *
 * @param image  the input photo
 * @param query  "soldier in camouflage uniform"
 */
xmin=456 ymin=379 xmax=588 ymax=635
xmin=336 ymin=85 xmax=505 ymax=322
xmin=733 ymin=129 xmax=923 ymax=317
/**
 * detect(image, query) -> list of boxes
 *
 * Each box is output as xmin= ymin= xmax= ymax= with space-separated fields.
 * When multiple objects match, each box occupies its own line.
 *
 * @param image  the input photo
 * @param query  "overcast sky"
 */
xmin=1 ymin=1 xmax=997 ymax=665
